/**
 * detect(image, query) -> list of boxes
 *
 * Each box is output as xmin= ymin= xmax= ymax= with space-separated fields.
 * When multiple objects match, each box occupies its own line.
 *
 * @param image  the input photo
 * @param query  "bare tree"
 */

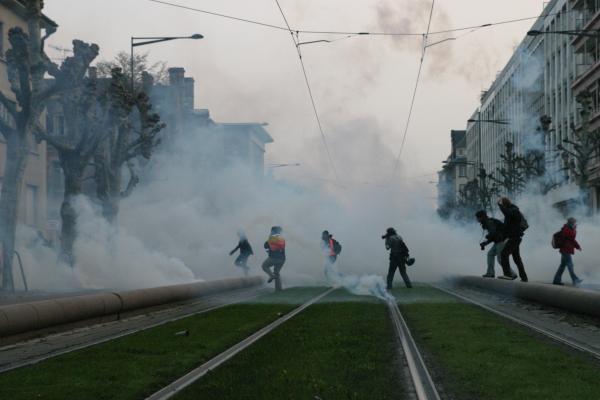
xmin=0 ymin=1 xmax=97 ymax=291
xmin=35 ymin=69 xmax=136 ymax=265
xmin=94 ymin=70 xmax=164 ymax=223
xmin=96 ymin=51 xmax=168 ymax=87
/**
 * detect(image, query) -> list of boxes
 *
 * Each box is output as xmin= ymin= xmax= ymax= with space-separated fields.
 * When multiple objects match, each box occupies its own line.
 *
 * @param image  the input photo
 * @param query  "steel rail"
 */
xmin=0 ymin=287 xmax=266 ymax=373
xmin=146 ymin=287 xmax=336 ymax=400
xmin=432 ymin=285 xmax=600 ymax=360
xmin=388 ymin=298 xmax=441 ymax=400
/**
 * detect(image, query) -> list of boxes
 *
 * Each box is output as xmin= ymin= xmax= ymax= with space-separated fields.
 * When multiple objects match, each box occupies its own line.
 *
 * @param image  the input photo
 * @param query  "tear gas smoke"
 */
xmin=13 ymin=116 xmax=599 ymax=296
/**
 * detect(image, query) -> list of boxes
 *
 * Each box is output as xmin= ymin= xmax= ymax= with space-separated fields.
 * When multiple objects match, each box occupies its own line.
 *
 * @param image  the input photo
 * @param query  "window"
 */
xmin=459 ymin=165 xmax=467 ymax=177
xmin=25 ymin=185 xmax=38 ymax=227
xmin=57 ymin=115 xmax=65 ymax=135
xmin=0 ymin=22 xmax=4 ymax=58
xmin=46 ymin=114 xmax=54 ymax=135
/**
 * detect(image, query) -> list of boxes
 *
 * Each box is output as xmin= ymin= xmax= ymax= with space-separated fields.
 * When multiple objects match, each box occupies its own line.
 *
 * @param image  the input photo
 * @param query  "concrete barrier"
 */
xmin=453 ymin=276 xmax=600 ymax=318
xmin=0 ymin=276 xmax=263 ymax=338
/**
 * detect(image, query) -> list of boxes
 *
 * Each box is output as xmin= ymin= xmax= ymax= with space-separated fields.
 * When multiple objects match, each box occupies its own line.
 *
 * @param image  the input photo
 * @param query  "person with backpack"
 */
xmin=475 ymin=210 xmax=515 ymax=278
xmin=498 ymin=197 xmax=528 ymax=282
xmin=229 ymin=230 xmax=254 ymax=276
xmin=382 ymin=227 xmax=413 ymax=290
xmin=552 ymin=217 xmax=583 ymax=286
xmin=321 ymin=230 xmax=342 ymax=264
xmin=262 ymin=226 xmax=286 ymax=291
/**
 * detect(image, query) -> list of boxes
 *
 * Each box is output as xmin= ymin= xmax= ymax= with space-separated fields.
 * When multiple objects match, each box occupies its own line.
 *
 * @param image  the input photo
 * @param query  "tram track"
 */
xmin=432 ymin=284 xmax=600 ymax=360
xmin=145 ymin=286 xmax=336 ymax=400
xmin=0 ymin=286 xmax=267 ymax=373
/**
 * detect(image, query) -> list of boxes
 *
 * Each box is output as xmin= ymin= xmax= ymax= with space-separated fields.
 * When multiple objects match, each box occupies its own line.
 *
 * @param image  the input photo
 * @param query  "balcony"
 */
xmin=572 ymin=10 xmax=600 ymax=49
xmin=572 ymin=59 xmax=600 ymax=93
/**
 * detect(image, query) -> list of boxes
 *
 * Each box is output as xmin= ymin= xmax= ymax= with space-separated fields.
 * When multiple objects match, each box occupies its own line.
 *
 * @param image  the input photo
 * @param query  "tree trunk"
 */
xmin=59 ymin=156 xmax=86 ymax=266
xmin=102 ymin=167 xmax=122 ymax=224
xmin=0 ymin=133 xmax=31 ymax=291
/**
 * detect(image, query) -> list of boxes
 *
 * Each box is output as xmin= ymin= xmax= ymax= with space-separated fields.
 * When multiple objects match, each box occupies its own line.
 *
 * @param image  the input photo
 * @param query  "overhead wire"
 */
xmin=391 ymin=0 xmax=435 ymax=176
xmin=273 ymin=0 xmax=340 ymax=182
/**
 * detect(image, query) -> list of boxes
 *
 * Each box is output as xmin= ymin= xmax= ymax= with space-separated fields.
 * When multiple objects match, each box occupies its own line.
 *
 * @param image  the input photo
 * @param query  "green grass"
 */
xmin=175 ymin=290 xmax=405 ymax=400
xmin=394 ymin=286 xmax=600 ymax=400
xmin=0 ymin=287 xmax=325 ymax=400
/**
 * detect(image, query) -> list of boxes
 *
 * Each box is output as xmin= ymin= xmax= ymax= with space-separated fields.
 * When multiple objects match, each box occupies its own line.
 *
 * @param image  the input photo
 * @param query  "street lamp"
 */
xmin=130 ymin=33 xmax=204 ymax=92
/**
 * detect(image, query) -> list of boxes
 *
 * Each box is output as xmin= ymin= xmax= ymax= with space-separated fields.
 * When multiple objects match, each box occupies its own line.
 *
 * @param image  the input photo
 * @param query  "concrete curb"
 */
xmin=453 ymin=276 xmax=600 ymax=319
xmin=0 ymin=276 xmax=263 ymax=337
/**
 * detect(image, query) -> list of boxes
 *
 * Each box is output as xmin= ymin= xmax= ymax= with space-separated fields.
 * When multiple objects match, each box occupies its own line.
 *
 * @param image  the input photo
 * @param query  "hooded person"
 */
xmin=321 ymin=230 xmax=341 ymax=264
xmin=262 ymin=226 xmax=286 ymax=291
xmin=382 ymin=227 xmax=412 ymax=290
xmin=475 ymin=210 xmax=515 ymax=278
xmin=497 ymin=197 xmax=528 ymax=282
xmin=553 ymin=217 xmax=583 ymax=286
xmin=229 ymin=230 xmax=254 ymax=276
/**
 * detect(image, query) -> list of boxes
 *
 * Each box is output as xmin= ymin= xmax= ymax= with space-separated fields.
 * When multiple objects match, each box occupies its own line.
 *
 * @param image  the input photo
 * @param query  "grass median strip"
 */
xmin=394 ymin=286 xmax=600 ymax=400
xmin=0 ymin=287 xmax=326 ymax=400
xmin=174 ymin=290 xmax=405 ymax=400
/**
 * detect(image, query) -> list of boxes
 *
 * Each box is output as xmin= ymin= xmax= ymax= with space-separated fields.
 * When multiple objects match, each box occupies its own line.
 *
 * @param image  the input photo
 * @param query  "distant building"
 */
xmin=0 ymin=1 xmax=57 ymax=233
xmin=437 ymin=130 xmax=468 ymax=212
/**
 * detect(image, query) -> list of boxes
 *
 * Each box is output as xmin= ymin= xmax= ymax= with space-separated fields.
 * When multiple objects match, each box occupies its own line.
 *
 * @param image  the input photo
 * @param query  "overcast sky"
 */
xmin=43 ymin=0 xmax=545 ymax=189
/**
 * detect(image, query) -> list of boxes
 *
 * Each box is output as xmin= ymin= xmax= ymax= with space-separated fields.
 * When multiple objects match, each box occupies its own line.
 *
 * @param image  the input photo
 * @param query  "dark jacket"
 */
xmin=559 ymin=224 xmax=580 ymax=255
xmin=499 ymin=204 xmax=524 ymax=238
xmin=385 ymin=234 xmax=409 ymax=259
xmin=481 ymin=218 xmax=504 ymax=244
xmin=232 ymin=239 xmax=253 ymax=256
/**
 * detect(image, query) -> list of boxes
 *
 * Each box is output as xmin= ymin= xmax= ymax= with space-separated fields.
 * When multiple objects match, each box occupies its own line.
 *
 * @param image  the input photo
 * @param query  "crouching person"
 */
xmin=475 ymin=210 xmax=515 ymax=278
xmin=382 ymin=227 xmax=412 ymax=290
xmin=262 ymin=226 xmax=286 ymax=291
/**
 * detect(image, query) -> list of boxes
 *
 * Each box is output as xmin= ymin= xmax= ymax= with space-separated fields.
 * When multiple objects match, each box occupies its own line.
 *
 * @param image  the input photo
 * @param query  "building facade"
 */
xmin=437 ymin=130 xmax=468 ymax=212
xmin=571 ymin=0 xmax=600 ymax=209
xmin=0 ymin=1 xmax=56 ymax=233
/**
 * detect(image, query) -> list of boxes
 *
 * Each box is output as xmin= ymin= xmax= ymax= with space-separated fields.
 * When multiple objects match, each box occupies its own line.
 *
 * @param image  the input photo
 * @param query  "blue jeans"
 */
xmin=553 ymin=253 xmax=579 ymax=284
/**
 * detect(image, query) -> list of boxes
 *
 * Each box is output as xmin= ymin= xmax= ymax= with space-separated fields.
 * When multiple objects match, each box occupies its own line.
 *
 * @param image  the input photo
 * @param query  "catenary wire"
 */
xmin=145 ymin=0 xmax=576 ymax=38
xmin=274 ymin=0 xmax=340 ymax=182
xmin=392 ymin=0 xmax=435 ymax=175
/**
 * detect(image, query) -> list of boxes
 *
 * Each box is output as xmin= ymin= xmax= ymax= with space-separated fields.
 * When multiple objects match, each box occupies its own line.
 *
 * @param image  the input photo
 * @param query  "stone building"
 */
xmin=437 ymin=130 xmax=468 ymax=211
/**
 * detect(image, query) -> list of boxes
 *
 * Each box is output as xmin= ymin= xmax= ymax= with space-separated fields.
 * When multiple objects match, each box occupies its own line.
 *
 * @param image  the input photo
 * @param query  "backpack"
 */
xmin=519 ymin=212 xmax=529 ymax=232
xmin=551 ymin=231 xmax=564 ymax=249
xmin=332 ymin=239 xmax=342 ymax=255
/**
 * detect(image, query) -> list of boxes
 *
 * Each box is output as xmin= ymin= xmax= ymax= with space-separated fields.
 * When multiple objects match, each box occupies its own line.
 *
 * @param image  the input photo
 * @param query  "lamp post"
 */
xmin=527 ymin=29 xmax=600 ymax=38
xmin=130 ymin=33 xmax=204 ymax=93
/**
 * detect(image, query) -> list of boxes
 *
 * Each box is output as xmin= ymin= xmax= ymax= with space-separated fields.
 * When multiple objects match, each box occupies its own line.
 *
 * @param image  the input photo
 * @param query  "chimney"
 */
xmin=183 ymin=77 xmax=194 ymax=111
xmin=168 ymin=67 xmax=185 ymax=86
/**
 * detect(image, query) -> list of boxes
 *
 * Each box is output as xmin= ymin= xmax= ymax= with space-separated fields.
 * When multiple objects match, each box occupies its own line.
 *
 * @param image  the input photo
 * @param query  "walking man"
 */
xmin=498 ymin=197 xmax=528 ymax=282
xmin=321 ymin=230 xmax=341 ymax=264
xmin=262 ymin=226 xmax=286 ymax=291
xmin=553 ymin=217 xmax=583 ymax=286
xmin=475 ymin=210 xmax=515 ymax=278
xmin=382 ymin=227 xmax=412 ymax=290
xmin=229 ymin=230 xmax=253 ymax=276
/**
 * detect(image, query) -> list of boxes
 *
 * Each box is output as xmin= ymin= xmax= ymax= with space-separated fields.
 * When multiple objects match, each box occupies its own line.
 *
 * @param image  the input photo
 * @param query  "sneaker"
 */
xmin=521 ymin=278 xmax=528 ymax=283
xmin=267 ymin=277 xmax=274 ymax=283
xmin=482 ymin=274 xmax=495 ymax=278
xmin=574 ymin=278 xmax=583 ymax=285
xmin=498 ymin=275 xmax=517 ymax=280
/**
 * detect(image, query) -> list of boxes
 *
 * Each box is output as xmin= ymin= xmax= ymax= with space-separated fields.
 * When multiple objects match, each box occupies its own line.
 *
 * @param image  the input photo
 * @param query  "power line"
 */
xmin=144 ymin=0 xmax=575 ymax=39
xmin=274 ymin=0 xmax=340 ymax=182
xmin=146 ymin=0 xmax=289 ymax=31
xmin=392 ymin=0 xmax=435 ymax=175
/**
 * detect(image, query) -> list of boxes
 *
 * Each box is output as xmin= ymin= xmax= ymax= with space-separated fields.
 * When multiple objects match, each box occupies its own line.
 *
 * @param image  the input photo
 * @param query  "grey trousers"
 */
xmin=486 ymin=242 xmax=514 ymax=276
xmin=262 ymin=257 xmax=285 ymax=291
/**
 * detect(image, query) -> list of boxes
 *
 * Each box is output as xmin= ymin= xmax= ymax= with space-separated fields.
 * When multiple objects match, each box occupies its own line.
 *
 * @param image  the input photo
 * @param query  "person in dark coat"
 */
xmin=498 ymin=197 xmax=528 ymax=282
xmin=230 ymin=230 xmax=253 ymax=276
xmin=321 ymin=230 xmax=338 ymax=264
xmin=476 ymin=210 xmax=515 ymax=278
xmin=553 ymin=217 xmax=583 ymax=286
xmin=382 ymin=227 xmax=412 ymax=290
